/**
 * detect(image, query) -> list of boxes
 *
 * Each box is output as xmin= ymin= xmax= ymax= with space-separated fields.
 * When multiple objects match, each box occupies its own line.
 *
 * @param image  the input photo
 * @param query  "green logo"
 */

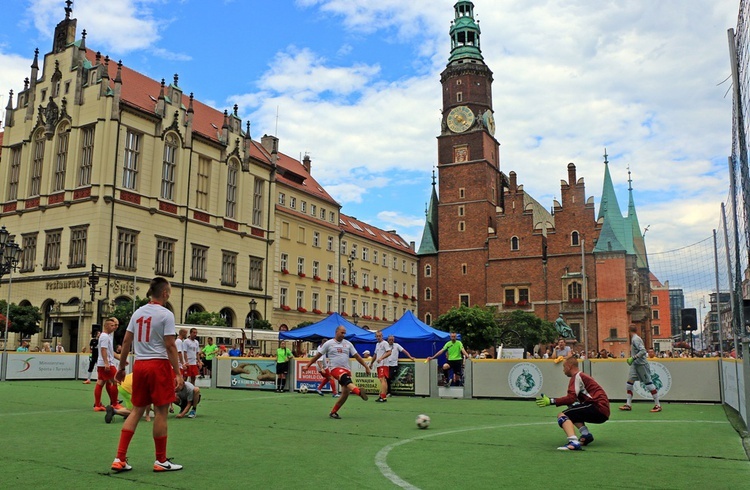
xmin=515 ymin=369 xmax=536 ymax=393
xmin=508 ymin=362 xmax=543 ymax=397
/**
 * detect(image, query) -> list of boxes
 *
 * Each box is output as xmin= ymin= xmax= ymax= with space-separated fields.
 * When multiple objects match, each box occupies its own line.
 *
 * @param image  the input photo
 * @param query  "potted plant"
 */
xmin=282 ymin=269 xmax=289 ymax=275
xmin=281 ymin=305 xmax=291 ymax=311
xmin=297 ymin=306 xmax=307 ymax=313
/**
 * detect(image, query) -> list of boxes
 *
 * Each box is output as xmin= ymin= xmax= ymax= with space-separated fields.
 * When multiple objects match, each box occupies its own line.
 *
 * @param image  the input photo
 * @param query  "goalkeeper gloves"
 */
xmin=626 ymin=357 xmax=634 ymax=365
xmin=535 ymin=394 xmax=551 ymax=407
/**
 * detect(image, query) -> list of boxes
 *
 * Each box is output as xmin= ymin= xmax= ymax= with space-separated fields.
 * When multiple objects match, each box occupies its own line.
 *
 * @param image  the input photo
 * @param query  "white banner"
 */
xmin=5 ymin=353 xmax=78 ymax=380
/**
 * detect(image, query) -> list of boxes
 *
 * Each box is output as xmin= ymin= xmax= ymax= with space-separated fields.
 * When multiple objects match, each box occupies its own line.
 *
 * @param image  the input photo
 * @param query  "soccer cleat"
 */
xmin=187 ymin=409 xmax=196 ymax=418
xmin=94 ymin=405 xmax=107 ymax=412
xmin=111 ymin=458 xmax=132 ymax=472
xmin=650 ymin=405 xmax=662 ymax=412
xmin=557 ymin=440 xmax=583 ymax=451
xmin=82 ymin=379 xmax=91 ymax=384
xmin=111 ymin=403 xmax=125 ymax=411
xmin=376 ymin=397 xmax=387 ymax=403
xmin=154 ymin=459 xmax=183 ymax=472
xmin=332 ymin=394 xmax=340 ymax=398
xmin=618 ymin=404 xmax=632 ymax=411
xmin=358 ymin=391 xmax=369 ymax=401
xmin=316 ymin=389 xmax=324 ymax=397
xmin=579 ymin=434 xmax=594 ymax=446
xmin=329 ymin=412 xmax=341 ymax=419
xmin=105 ymin=405 xmax=115 ymax=424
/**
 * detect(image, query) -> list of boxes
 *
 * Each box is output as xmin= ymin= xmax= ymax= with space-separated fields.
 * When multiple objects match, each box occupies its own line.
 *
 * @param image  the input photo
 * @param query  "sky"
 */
xmin=0 ymin=0 xmax=743 ymax=312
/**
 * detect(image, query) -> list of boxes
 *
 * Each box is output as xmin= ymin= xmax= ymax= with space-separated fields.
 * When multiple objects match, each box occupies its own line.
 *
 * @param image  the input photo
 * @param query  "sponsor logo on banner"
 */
xmin=7 ymin=353 xmax=77 ymax=379
xmin=508 ymin=362 xmax=543 ymax=397
xmin=229 ymin=359 xmax=277 ymax=390
xmin=295 ymin=362 xmax=328 ymax=391
xmin=634 ymin=361 xmax=672 ymax=399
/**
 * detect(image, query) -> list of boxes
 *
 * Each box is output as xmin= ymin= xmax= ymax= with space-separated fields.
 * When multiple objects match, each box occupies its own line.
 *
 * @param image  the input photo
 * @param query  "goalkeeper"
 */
xmin=619 ymin=325 xmax=661 ymax=413
xmin=535 ymin=357 xmax=610 ymax=451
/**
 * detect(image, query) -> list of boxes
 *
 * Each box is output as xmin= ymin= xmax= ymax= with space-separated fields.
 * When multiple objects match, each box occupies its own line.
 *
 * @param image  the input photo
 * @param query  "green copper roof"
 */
xmin=627 ymin=172 xmax=649 ymax=268
xmin=448 ymin=1 xmax=484 ymax=64
xmin=418 ymin=174 xmax=439 ymax=255
xmin=594 ymin=154 xmax=631 ymax=254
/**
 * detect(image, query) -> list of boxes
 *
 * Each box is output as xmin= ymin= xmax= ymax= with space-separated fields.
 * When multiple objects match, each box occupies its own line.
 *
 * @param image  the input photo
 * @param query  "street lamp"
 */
xmin=247 ymin=299 xmax=257 ymax=352
xmin=1 ymin=225 xmax=23 ymax=353
xmin=352 ymin=312 xmax=359 ymax=326
xmin=346 ymin=250 xmax=356 ymax=285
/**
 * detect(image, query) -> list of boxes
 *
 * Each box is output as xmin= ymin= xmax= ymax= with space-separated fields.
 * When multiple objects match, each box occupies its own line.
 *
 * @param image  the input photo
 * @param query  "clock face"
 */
xmin=447 ymin=106 xmax=475 ymax=133
xmin=483 ymin=110 xmax=496 ymax=136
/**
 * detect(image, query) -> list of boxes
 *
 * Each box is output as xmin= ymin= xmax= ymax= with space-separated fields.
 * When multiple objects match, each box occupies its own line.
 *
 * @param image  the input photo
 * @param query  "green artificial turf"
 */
xmin=1 ymin=381 xmax=748 ymax=489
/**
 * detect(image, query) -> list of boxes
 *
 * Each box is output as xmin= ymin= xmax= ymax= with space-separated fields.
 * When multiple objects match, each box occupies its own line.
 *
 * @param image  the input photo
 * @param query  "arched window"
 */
xmin=185 ymin=304 xmax=205 ymax=322
xmin=510 ymin=236 xmax=519 ymax=251
xmin=30 ymin=130 xmax=46 ymax=197
xmin=220 ymin=307 xmax=234 ymax=328
xmin=425 ymin=288 xmax=432 ymax=301
xmin=571 ymin=230 xmax=580 ymax=246
xmin=226 ymin=160 xmax=238 ymax=218
xmin=161 ymin=133 xmax=179 ymax=200
xmin=424 ymin=313 xmax=432 ymax=325
xmin=53 ymin=123 xmax=70 ymax=192
xmin=424 ymin=264 xmax=432 ymax=277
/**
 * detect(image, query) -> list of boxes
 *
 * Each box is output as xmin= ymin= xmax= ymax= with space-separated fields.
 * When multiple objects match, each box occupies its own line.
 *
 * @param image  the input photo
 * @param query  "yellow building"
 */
xmin=0 ymin=8 xmax=274 ymax=351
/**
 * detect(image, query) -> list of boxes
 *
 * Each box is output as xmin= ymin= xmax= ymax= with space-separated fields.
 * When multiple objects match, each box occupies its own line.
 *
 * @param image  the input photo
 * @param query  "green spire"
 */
xmin=418 ymin=171 xmax=440 ymax=255
xmin=627 ymin=167 xmax=649 ymax=268
xmin=594 ymin=150 xmax=628 ymax=254
xmin=448 ymin=1 xmax=484 ymax=64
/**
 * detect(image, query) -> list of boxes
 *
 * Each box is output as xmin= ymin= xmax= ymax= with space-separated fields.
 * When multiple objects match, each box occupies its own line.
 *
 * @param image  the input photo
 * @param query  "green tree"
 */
xmin=249 ymin=318 xmax=272 ymax=331
xmin=496 ymin=309 xmax=557 ymax=353
xmin=184 ymin=311 xmax=227 ymax=327
xmin=432 ymin=305 xmax=500 ymax=350
xmin=0 ymin=300 xmax=42 ymax=338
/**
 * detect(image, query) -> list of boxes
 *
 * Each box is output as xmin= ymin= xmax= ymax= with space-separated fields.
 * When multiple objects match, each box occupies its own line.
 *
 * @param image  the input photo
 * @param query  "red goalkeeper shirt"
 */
xmin=554 ymin=371 xmax=610 ymax=418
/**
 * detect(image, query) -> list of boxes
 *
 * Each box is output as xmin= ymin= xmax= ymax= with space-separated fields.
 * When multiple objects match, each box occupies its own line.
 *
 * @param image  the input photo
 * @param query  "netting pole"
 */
xmin=722 ymin=202 xmax=744 ymax=411
xmin=713 ymin=229 xmax=726 ymax=404
xmin=727 ymin=158 xmax=744 ymax=347
xmin=581 ymin=239 xmax=588 ymax=359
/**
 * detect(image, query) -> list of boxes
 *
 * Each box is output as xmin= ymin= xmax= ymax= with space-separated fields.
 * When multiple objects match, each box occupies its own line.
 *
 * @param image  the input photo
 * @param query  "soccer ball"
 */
xmin=299 ymin=384 xmax=309 ymax=394
xmin=416 ymin=414 xmax=430 ymax=429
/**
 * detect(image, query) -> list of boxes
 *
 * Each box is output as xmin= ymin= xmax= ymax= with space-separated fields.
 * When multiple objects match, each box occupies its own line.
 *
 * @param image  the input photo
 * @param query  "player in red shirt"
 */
xmin=111 ymin=277 xmax=184 ymax=473
xmin=535 ymin=356 xmax=610 ymax=451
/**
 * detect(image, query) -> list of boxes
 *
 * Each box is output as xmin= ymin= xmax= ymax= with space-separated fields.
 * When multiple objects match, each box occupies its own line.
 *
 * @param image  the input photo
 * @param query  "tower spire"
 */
xmin=448 ymin=1 xmax=483 ymax=64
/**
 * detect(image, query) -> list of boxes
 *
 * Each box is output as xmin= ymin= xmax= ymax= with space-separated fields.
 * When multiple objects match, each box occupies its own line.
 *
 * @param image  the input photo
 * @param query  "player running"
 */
xmin=314 ymin=339 xmax=338 ymax=398
xmin=536 ymin=356 xmax=610 ymax=450
xmin=619 ymin=325 xmax=662 ymax=412
xmin=111 ymin=277 xmax=184 ymax=473
xmin=305 ymin=325 xmax=371 ymax=419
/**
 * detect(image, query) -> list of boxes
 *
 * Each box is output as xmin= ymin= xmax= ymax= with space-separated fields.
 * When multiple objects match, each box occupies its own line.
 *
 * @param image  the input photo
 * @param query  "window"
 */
xmin=402 ymin=282 xmax=407 ymax=294
xmin=311 ymin=204 xmax=317 ymax=216
xmin=504 ymin=289 xmax=515 ymax=305
xmin=280 ymin=288 xmax=288 ymax=307
xmin=280 ymin=253 xmax=288 ymax=272
xmin=7 ymin=146 xmax=21 ymax=200
xmin=462 ymin=264 xmax=467 ymax=275
xmin=459 ymin=221 xmax=465 ymax=232
xmin=281 ymin=221 xmax=290 ymax=239
xmin=511 ymin=236 xmax=519 ymax=250
xmin=425 ymin=264 xmax=432 ymax=277
xmin=312 ymin=261 xmax=320 ymax=277
xmin=53 ymin=126 xmax=69 ymax=192
xmin=68 ymin=226 xmax=87 ymax=267
xmin=327 ymin=236 xmax=334 ymax=251
xmin=352 ymin=244 xmax=358 ymax=258
xmin=373 ymin=250 xmax=378 ymax=264
xmin=459 ymin=294 xmax=469 ymax=307
xmin=191 ymin=245 xmax=208 ymax=281
xmin=43 ymin=229 xmax=62 ymax=270
xmin=402 ymin=259 xmax=407 ymax=272
xmin=249 ymin=256 xmax=263 ymax=290
xmin=312 ymin=292 xmax=320 ymax=311
xmin=518 ymin=288 xmax=529 ymax=304
xmin=363 ymin=273 xmax=369 ymax=288
xmin=352 ymin=299 xmax=358 ymax=316
xmin=320 ymin=208 xmax=326 ymax=219
xmin=609 ymin=328 xmax=618 ymax=339
xmin=327 ymin=264 xmax=334 ymax=280
xmin=301 ymin=201 xmax=307 ymax=213
xmin=459 ymin=188 xmax=465 ymax=198
xmin=290 ymin=196 xmax=296 ymax=209
xmin=226 ymin=162 xmax=238 ymax=218
xmin=652 ymin=310 xmax=660 ymax=320
xmin=653 ymin=324 xmax=661 ymax=336
xmin=411 ymin=262 xmax=416 ymax=275
xmin=457 ymin=92 xmax=463 ymax=102
xmin=329 ymin=211 xmax=335 ymax=223
xmin=425 ymin=313 xmax=432 ymax=326
xmin=652 ymin=296 xmax=659 ymax=306
xmin=392 ymin=256 xmax=397 ymax=269
xmin=382 ymin=304 xmax=387 ymax=319
xmin=116 ymin=228 xmax=138 ymax=270
xmin=362 ymin=247 xmax=369 ymax=261
xmin=161 ymin=133 xmax=178 ymax=200
xmin=362 ymin=301 xmax=369 ymax=316
xmin=341 ymin=241 xmax=347 ymax=255
xmin=340 ymin=297 xmax=347 ymax=314
xmin=221 ymin=251 xmax=238 ymax=286
xmin=296 ymin=290 xmax=304 ymax=309
xmin=20 ymin=233 xmax=37 ymax=272
xmin=458 ymin=206 xmax=465 ymax=216
xmin=155 ymin=237 xmax=176 ymax=276
xmin=326 ymin=295 xmax=333 ymax=313
xmin=196 ymin=157 xmax=210 ymax=211
xmin=313 ymin=231 xmax=320 ymax=247
xmin=571 ymin=230 xmax=580 ymax=246
xmin=568 ymin=282 xmax=582 ymax=300
xmin=30 ymin=132 xmax=45 ymax=197
xmin=78 ymin=126 xmax=95 ymax=186
xmin=252 ymin=179 xmax=263 ymax=226
xmin=297 ymin=257 xmax=305 ymax=275
xmin=425 ymin=288 xmax=432 ymax=300
xmin=122 ymin=130 xmax=140 ymax=190
xmin=382 ymin=278 xmax=387 ymax=290
xmin=382 ymin=253 xmax=387 ymax=267
xmin=298 ymin=226 xmax=306 ymax=243
xmin=278 ymin=192 xmax=285 ymax=205
xmin=341 ymin=267 xmax=348 ymax=283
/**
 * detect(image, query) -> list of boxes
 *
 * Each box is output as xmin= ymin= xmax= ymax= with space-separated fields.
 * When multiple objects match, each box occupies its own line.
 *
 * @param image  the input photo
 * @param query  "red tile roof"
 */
xmin=340 ymin=213 xmax=415 ymax=255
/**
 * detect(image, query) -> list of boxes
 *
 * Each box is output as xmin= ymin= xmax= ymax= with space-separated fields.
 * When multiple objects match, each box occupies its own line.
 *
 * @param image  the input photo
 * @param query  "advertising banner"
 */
xmin=295 ymin=362 xmax=332 ymax=392
xmin=228 ymin=358 xmax=276 ymax=390
xmin=350 ymin=361 xmax=415 ymax=395
xmin=6 ymin=353 xmax=78 ymax=380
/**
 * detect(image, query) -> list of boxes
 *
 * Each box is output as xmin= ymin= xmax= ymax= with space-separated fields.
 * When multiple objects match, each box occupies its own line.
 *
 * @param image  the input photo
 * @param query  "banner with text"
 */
xmin=6 ymin=353 xmax=78 ymax=380
xmin=228 ymin=358 xmax=277 ymax=390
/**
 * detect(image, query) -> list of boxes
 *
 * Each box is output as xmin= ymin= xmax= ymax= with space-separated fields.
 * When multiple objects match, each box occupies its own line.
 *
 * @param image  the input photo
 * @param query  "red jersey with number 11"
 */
xmin=126 ymin=302 xmax=176 ymax=360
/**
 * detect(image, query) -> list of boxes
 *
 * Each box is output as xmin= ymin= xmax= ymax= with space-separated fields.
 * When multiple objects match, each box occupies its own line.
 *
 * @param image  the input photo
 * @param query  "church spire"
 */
xmin=594 ymin=150 xmax=628 ymax=254
xmin=448 ymin=1 xmax=483 ymax=64
xmin=627 ymin=167 xmax=648 ymax=268
xmin=418 ymin=169 xmax=440 ymax=255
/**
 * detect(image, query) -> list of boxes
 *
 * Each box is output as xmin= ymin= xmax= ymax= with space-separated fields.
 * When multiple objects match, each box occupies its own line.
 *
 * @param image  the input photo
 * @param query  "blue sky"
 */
xmin=0 ymin=0 xmax=741 ymax=262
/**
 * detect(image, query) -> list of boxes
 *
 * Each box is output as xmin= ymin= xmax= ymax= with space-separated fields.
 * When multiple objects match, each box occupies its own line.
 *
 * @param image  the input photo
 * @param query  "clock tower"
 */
xmin=420 ymin=1 xmax=504 ymax=315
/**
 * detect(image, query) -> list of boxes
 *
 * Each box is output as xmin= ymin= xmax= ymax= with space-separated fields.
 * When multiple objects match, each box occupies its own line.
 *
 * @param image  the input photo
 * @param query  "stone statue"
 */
xmin=555 ymin=314 xmax=575 ymax=339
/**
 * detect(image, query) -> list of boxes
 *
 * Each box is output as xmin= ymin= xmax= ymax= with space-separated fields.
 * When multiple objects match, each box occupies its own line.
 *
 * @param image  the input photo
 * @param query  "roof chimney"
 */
xmin=302 ymin=153 xmax=311 ymax=174
xmin=567 ymin=163 xmax=576 ymax=186
xmin=261 ymin=134 xmax=279 ymax=155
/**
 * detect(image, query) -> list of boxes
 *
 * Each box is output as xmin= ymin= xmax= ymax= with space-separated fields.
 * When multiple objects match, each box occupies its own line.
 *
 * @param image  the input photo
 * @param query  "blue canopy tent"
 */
xmin=379 ymin=311 xmax=454 ymax=359
xmin=278 ymin=313 xmax=376 ymax=343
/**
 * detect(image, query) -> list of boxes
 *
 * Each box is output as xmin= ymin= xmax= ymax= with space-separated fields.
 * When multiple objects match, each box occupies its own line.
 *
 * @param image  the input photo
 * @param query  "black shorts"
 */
xmin=203 ymin=358 xmax=213 ymax=371
xmin=448 ymin=359 xmax=463 ymax=375
xmin=277 ymin=361 xmax=289 ymax=375
xmin=563 ymin=403 xmax=609 ymax=425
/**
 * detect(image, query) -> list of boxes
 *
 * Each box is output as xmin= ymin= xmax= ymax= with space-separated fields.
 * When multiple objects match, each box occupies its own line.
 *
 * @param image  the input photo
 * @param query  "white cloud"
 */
xmin=0 ymin=50 xmax=31 ymax=106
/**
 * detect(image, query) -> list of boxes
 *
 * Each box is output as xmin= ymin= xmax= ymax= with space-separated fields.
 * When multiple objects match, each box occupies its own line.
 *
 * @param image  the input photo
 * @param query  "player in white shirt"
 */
xmin=369 ymin=331 xmax=392 ymax=402
xmin=183 ymin=328 xmax=201 ymax=383
xmin=93 ymin=318 xmax=121 ymax=411
xmin=305 ymin=326 xmax=371 ymax=419
xmin=386 ymin=335 xmax=415 ymax=397
xmin=175 ymin=329 xmax=188 ymax=374
xmin=314 ymin=339 xmax=338 ymax=397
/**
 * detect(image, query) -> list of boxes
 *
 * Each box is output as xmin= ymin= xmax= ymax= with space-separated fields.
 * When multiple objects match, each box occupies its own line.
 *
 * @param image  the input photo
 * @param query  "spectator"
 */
xmin=552 ymin=338 xmax=572 ymax=363
xmin=228 ymin=344 xmax=242 ymax=357
xmin=42 ymin=342 xmax=52 ymax=352
xmin=201 ymin=337 xmax=219 ymax=377
xmin=83 ymin=331 xmax=100 ymax=384
xmin=56 ymin=342 xmax=65 ymax=353
xmin=17 ymin=339 xmax=29 ymax=352
xmin=217 ymin=345 xmax=229 ymax=357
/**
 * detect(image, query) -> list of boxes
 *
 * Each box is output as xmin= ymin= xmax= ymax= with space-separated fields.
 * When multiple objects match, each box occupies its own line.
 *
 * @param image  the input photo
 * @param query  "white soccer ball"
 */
xmin=416 ymin=414 xmax=430 ymax=429
xmin=299 ymin=384 xmax=309 ymax=394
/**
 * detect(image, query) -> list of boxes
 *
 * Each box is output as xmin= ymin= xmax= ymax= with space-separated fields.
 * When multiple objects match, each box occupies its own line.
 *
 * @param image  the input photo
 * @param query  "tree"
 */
xmin=432 ymin=305 xmax=500 ymax=350
xmin=250 ymin=318 xmax=272 ymax=331
xmin=184 ymin=311 xmax=227 ymax=327
xmin=0 ymin=300 xmax=42 ymax=338
xmin=111 ymin=296 xmax=149 ymax=345
xmin=496 ymin=309 xmax=557 ymax=353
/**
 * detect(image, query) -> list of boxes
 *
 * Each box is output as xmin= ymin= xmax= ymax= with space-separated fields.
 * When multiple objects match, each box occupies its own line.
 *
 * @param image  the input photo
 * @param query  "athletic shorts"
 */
xmin=277 ymin=361 xmax=289 ymax=375
xmin=203 ymin=358 xmax=213 ymax=371
xmin=131 ymin=359 xmax=176 ymax=408
xmin=563 ymin=403 xmax=609 ymax=425
xmin=377 ymin=366 xmax=390 ymax=378
xmin=186 ymin=364 xmax=200 ymax=378
xmin=448 ymin=359 xmax=463 ymax=375
xmin=318 ymin=368 xmax=331 ymax=378
xmin=118 ymin=385 xmax=133 ymax=410
xmin=97 ymin=365 xmax=117 ymax=382
xmin=627 ymin=363 xmax=653 ymax=385
xmin=330 ymin=367 xmax=353 ymax=386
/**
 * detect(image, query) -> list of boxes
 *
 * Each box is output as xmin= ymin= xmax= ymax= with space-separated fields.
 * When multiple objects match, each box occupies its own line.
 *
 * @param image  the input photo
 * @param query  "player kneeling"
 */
xmin=535 ymin=356 xmax=610 ymax=451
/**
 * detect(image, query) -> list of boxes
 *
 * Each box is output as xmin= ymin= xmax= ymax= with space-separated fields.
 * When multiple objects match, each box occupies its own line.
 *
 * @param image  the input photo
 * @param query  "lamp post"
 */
xmin=347 ymin=250 xmax=356 ymax=286
xmin=352 ymin=313 xmax=359 ymax=326
xmin=248 ymin=299 xmax=257 ymax=353
xmin=1 ymin=225 xmax=23 ymax=382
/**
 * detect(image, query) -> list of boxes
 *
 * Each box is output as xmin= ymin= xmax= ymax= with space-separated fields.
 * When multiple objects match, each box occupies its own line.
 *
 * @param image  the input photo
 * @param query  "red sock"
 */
xmin=332 ymin=384 xmax=338 ymax=396
xmin=107 ymin=383 xmax=119 ymax=405
xmin=94 ymin=384 xmax=103 ymax=406
xmin=154 ymin=435 xmax=167 ymax=463
xmin=317 ymin=379 xmax=326 ymax=391
xmin=117 ymin=429 xmax=135 ymax=460
xmin=331 ymin=402 xmax=341 ymax=414
xmin=351 ymin=387 xmax=361 ymax=396
xmin=380 ymin=393 xmax=387 ymax=400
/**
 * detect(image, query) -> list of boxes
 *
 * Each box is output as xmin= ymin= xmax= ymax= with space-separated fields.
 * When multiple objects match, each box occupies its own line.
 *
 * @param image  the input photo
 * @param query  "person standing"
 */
xmin=94 ymin=318 xmax=122 ymax=412
xmin=275 ymin=340 xmax=294 ymax=392
xmin=183 ymin=328 xmax=201 ymax=384
xmin=304 ymin=325 xmax=371 ymax=419
xmin=535 ymin=356 xmax=610 ymax=450
xmin=111 ymin=277 xmax=184 ymax=473
xmin=386 ymin=335 xmax=415 ymax=396
xmin=83 ymin=330 xmax=101 ymax=384
xmin=314 ymin=338 xmax=338 ymax=398
xmin=175 ymin=329 xmax=187 ymax=377
xmin=427 ymin=332 xmax=469 ymax=386
xmin=619 ymin=325 xmax=662 ymax=412
xmin=201 ymin=337 xmax=219 ymax=378
xmin=370 ymin=331 xmax=392 ymax=403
